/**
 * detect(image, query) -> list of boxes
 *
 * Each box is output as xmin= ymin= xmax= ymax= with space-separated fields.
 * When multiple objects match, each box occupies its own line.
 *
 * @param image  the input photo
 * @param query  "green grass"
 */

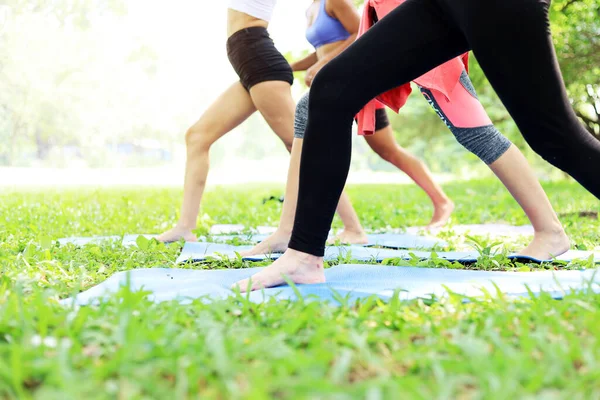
xmin=0 ymin=179 xmax=599 ymax=399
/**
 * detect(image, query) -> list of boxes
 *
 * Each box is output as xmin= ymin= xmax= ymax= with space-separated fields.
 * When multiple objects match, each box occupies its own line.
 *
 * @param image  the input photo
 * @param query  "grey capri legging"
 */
xmin=293 ymin=71 xmax=512 ymax=165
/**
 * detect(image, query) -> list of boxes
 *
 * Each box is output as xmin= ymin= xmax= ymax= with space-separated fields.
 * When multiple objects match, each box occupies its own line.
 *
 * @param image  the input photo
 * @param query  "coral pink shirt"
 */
xmin=356 ymin=0 xmax=469 ymax=135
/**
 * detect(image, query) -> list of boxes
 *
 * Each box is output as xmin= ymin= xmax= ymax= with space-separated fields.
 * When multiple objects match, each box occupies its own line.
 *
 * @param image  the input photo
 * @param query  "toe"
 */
xmin=232 ymin=278 xmax=250 ymax=292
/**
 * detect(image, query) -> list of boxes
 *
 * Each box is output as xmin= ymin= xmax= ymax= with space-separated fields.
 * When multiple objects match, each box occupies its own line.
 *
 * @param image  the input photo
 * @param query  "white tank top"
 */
xmin=228 ymin=0 xmax=276 ymax=22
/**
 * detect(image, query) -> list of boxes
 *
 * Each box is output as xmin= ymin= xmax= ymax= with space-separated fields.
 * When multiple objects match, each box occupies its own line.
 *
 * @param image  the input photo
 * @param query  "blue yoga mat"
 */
xmin=58 ymin=236 xmax=121 ymax=246
xmin=62 ymin=264 xmax=600 ymax=306
xmin=177 ymin=242 xmax=600 ymax=264
xmin=210 ymin=224 xmax=277 ymax=235
xmin=211 ymin=233 xmax=447 ymax=250
xmin=212 ymin=223 xmax=535 ymax=238
xmin=176 ymin=242 xmax=415 ymax=263
xmin=58 ymin=234 xmax=157 ymax=247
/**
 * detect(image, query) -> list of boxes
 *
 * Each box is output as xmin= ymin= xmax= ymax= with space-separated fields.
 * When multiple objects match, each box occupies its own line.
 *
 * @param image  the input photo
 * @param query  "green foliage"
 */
xmin=551 ymin=0 xmax=600 ymax=137
xmin=0 ymin=181 xmax=599 ymax=398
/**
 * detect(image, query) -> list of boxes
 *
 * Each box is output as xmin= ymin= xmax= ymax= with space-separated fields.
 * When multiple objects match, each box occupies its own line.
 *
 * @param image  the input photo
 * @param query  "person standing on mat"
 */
xmin=238 ymin=0 xmax=381 ymax=253
xmin=243 ymin=0 xmax=453 ymax=255
xmin=301 ymin=0 xmax=454 ymax=236
xmin=157 ymin=1 xmax=297 ymax=243
xmin=233 ymin=0 xmax=598 ymax=291
xmin=241 ymin=0 xmax=568 ymax=258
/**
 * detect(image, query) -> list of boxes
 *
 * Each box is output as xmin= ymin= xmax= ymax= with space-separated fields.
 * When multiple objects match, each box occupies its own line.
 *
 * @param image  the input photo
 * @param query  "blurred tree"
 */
xmin=0 ymin=0 xmax=167 ymax=166
xmin=0 ymin=0 xmax=597 ymax=172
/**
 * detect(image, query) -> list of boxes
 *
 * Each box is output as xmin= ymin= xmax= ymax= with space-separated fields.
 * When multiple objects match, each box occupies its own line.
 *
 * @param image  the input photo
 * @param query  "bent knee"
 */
xmin=373 ymin=147 xmax=397 ymax=164
xmin=294 ymin=94 xmax=310 ymax=139
xmin=453 ymin=126 xmax=511 ymax=165
xmin=185 ymin=123 xmax=213 ymax=151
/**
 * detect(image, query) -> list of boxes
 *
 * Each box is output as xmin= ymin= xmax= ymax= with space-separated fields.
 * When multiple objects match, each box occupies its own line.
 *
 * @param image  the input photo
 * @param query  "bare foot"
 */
xmin=426 ymin=199 xmax=455 ymax=229
xmin=327 ymin=229 xmax=369 ymax=246
xmin=156 ymin=226 xmax=197 ymax=243
xmin=232 ymin=248 xmax=326 ymax=292
xmin=238 ymin=229 xmax=291 ymax=257
xmin=517 ymin=228 xmax=570 ymax=260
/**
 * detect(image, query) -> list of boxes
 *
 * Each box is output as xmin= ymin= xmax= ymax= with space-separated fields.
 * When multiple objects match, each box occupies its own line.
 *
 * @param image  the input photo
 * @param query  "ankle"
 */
xmin=434 ymin=197 xmax=453 ymax=207
xmin=534 ymin=221 xmax=566 ymax=237
xmin=177 ymin=221 xmax=196 ymax=231
xmin=341 ymin=226 xmax=366 ymax=236
xmin=288 ymin=248 xmax=324 ymax=264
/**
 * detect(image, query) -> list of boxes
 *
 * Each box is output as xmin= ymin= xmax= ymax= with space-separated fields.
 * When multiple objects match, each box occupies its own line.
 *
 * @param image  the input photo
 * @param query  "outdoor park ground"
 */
xmin=0 ymin=179 xmax=599 ymax=399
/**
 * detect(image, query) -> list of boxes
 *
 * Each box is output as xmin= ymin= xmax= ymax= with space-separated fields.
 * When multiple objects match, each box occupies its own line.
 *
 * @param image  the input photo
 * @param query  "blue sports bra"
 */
xmin=305 ymin=0 xmax=351 ymax=49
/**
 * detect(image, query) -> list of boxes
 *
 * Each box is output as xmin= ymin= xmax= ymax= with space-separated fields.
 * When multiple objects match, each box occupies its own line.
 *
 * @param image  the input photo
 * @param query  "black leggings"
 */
xmin=288 ymin=0 xmax=600 ymax=257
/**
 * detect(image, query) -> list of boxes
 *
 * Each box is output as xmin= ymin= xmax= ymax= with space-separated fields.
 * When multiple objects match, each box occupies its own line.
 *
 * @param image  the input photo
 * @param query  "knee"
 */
xmin=526 ymin=136 xmax=564 ymax=165
xmin=371 ymin=142 xmax=414 ymax=166
xmin=373 ymin=145 xmax=397 ymax=164
xmin=453 ymin=126 xmax=512 ymax=165
xmin=185 ymin=122 xmax=212 ymax=152
xmin=309 ymin=63 xmax=355 ymax=115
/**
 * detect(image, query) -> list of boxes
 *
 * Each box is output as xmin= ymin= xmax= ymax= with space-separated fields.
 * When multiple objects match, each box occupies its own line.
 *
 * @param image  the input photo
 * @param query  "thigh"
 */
xmin=190 ymin=81 xmax=256 ymax=143
xmin=313 ymin=0 xmax=470 ymax=115
xmin=427 ymin=71 xmax=493 ymax=128
xmin=250 ymin=81 xmax=296 ymax=149
xmin=364 ymin=125 xmax=398 ymax=154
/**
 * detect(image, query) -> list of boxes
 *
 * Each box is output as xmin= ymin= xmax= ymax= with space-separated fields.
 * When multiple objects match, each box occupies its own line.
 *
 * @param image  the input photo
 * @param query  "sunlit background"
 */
xmin=0 ymin=0 xmax=598 ymax=187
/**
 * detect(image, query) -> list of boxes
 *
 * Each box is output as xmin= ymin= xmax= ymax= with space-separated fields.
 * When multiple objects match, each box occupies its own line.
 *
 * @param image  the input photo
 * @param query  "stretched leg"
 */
xmin=451 ymin=0 xmax=600 ymax=198
xmin=236 ymin=81 xmax=297 ymax=254
xmin=364 ymin=123 xmax=454 ymax=228
xmin=488 ymin=146 xmax=569 ymax=259
xmin=249 ymin=81 xmax=295 ymax=152
xmin=240 ymin=138 xmax=302 ymax=256
xmin=293 ymin=93 xmax=369 ymax=246
xmin=233 ymin=0 xmax=469 ymax=291
xmin=421 ymin=70 xmax=569 ymax=259
xmin=158 ymin=82 xmax=256 ymax=242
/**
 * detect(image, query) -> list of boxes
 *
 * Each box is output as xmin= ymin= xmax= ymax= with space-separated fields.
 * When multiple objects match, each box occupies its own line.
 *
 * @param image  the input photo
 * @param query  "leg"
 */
xmin=239 ymin=137 xmax=302 ymax=256
xmin=233 ymin=0 xmax=470 ymax=291
xmin=488 ymin=145 xmax=569 ymax=259
xmin=249 ymin=81 xmax=295 ymax=152
xmin=451 ymin=0 xmax=600 ymax=198
xmin=330 ymin=191 xmax=370 ymax=245
xmin=422 ymin=70 xmax=568 ymax=259
xmin=237 ymin=80 xmax=297 ymax=255
xmin=364 ymin=124 xmax=454 ymax=228
xmin=290 ymin=92 xmax=369 ymax=246
xmin=157 ymin=82 xmax=256 ymax=242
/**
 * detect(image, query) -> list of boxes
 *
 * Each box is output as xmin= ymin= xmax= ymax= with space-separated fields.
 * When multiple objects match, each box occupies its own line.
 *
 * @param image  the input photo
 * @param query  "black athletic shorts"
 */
xmin=226 ymin=27 xmax=293 ymax=91
xmin=374 ymin=108 xmax=390 ymax=131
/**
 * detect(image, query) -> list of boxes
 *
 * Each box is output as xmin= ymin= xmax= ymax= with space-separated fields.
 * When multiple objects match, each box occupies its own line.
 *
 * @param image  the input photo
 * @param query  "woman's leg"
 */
xmin=293 ymin=93 xmax=369 ymax=246
xmin=421 ymin=70 xmax=569 ymax=259
xmin=488 ymin=145 xmax=569 ymax=259
xmin=233 ymin=0 xmax=469 ymax=291
xmin=451 ymin=0 xmax=600 ymax=198
xmin=236 ymin=0 xmax=600 ymax=291
xmin=331 ymin=191 xmax=370 ymax=244
xmin=227 ymin=81 xmax=297 ymax=254
xmin=158 ymin=82 xmax=256 ymax=242
xmin=364 ymin=124 xmax=454 ymax=228
xmin=249 ymin=81 xmax=295 ymax=152
xmin=239 ymin=137 xmax=302 ymax=256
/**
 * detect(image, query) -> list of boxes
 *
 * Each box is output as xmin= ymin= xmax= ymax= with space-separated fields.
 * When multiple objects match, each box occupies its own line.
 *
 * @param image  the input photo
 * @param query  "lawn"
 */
xmin=0 ymin=179 xmax=599 ymax=399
